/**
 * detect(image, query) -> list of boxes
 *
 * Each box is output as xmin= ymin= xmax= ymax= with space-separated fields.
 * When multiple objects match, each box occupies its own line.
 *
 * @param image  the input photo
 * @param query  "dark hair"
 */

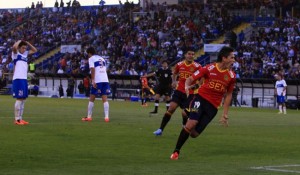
xmin=161 ymin=60 xmax=168 ymax=64
xmin=86 ymin=47 xmax=96 ymax=55
xmin=183 ymin=46 xmax=196 ymax=54
xmin=276 ymin=73 xmax=283 ymax=78
xmin=217 ymin=46 xmax=234 ymax=62
xmin=18 ymin=41 xmax=27 ymax=48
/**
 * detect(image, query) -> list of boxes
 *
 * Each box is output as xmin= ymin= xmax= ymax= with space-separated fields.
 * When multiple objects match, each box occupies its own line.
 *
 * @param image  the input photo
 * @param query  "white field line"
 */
xmin=251 ymin=164 xmax=300 ymax=174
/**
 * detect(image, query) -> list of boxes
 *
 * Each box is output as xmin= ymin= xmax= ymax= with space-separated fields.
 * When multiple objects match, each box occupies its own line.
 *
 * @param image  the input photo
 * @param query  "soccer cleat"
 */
xmin=20 ymin=120 xmax=29 ymax=125
xmin=141 ymin=103 xmax=148 ymax=107
xmin=14 ymin=120 xmax=24 ymax=125
xmin=277 ymin=111 xmax=283 ymax=114
xmin=170 ymin=152 xmax=179 ymax=160
xmin=105 ymin=117 xmax=110 ymax=122
xmin=153 ymin=129 xmax=162 ymax=136
xmin=82 ymin=117 xmax=92 ymax=121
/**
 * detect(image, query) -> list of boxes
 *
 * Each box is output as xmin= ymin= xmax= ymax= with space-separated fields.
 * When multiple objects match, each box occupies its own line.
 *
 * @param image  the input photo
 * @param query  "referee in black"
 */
xmin=141 ymin=60 xmax=173 ymax=114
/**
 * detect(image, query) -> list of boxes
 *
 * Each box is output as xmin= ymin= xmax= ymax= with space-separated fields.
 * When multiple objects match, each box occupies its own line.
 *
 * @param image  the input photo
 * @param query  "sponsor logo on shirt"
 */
xmin=224 ymin=75 xmax=229 ymax=81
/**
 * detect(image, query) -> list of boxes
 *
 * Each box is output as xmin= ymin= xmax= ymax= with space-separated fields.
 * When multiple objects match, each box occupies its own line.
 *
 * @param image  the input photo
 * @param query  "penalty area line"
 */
xmin=251 ymin=164 xmax=300 ymax=174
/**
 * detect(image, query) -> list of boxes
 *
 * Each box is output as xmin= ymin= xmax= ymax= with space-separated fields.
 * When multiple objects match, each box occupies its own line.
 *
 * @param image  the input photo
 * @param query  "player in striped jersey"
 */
xmin=12 ymin=40 xmax=37 ymax=125
xmin=82 ymin=47 xmax=110 ymax=122
xmin=275 ymin=73 xmax=287 ymax=114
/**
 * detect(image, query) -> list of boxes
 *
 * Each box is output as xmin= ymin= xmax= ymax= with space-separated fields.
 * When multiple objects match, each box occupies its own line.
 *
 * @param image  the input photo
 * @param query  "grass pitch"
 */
xmin=0 ymin=95 xmax=300 ymax=175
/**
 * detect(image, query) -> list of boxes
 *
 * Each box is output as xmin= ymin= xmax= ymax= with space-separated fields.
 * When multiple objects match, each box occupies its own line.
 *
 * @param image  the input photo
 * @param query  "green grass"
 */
xmin=0 ymin=95 xmax=300 ymax=175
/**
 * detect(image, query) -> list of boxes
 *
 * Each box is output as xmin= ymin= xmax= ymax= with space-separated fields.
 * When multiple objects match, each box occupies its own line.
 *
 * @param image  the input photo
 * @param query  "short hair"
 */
xmin=217 ymin=46 xmax=235 ymax=62
xmin=19 ymin=41 xmax=27 ymax=48
xmin=183 ymin=46 xmax=196 ymax=54
xmin=86 ymin=47 xmax=96 ymax=55
xmin=161 ymin=60 xmax=168 ymax=64
xmin=275 ymin=73 xmax=283 ymax=79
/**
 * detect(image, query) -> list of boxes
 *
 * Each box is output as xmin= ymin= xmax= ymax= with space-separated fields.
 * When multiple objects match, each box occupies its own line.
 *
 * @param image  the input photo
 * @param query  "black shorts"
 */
xmin=183 ymin=94 xmax=196 ymax=115
xmin=171 ymin=90 xmax=189 ymax=109
xmin=189 ymin=94 xmax=218 ymax=134
xmin=155 ymin=85 xmax=172 ymax=96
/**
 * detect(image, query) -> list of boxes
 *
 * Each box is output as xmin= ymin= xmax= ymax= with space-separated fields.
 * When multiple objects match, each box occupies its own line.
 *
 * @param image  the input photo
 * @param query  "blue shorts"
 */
xmin=90 ymin=82 xmax=111 ymax=96
xmin=277 ymin=95 xmax=285 ymax=103
xmin=12 ymin=79 xmax=28 ymax=99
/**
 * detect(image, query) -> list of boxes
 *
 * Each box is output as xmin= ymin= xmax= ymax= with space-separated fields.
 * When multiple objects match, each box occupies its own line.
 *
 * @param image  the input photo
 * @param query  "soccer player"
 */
xmin=170 ymin=46 xmax=236 ymax=160
xmin=142 ymin=60 xmax=172 ymax=114
xmin=140 ymin=75 xmax=155 ymax=106
xmin=153 ymin=48 xmax=201 ymax=136
xmin=275 ymin=73 xmax=287 ymax=114
xmin=12 ymin=40 xmax=37 ymax=125
xmin=82 ymin=47 xmax=110 ymax=122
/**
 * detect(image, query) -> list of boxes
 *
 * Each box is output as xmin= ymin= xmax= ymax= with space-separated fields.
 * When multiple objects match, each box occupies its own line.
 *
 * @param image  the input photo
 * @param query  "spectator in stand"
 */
xmin=58 ymin=84 xmax=64 ymax=98
xmin=54 ymin=0 xmax=59 ymax=8
xmin=111 ymin=81 xmax=118 ymax=101
xmin=83 ymin=75 xmax=90 ymax=97
xmin=77 ymin=81 xmax=84 ymax=94
xmin=31 ymin=2 xmax=35 ymax=9
xmin=67 ymin=76 xmax=75 ymax=98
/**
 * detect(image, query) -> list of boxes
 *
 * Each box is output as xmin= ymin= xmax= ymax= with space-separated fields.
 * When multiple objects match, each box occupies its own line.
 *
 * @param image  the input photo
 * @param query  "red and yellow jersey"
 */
xmin=174 ymin=61 xmax=201 ymax=94
xmin=192 ymin=63 xmax=236 ymax=108
xmin=141 ymin=77 xmax=149 ymax=89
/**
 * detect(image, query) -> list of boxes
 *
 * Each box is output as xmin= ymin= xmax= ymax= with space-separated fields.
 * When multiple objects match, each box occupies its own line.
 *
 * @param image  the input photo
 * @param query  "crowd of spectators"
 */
xmin=0 ymin=0 xmax=299 ymax=84
xmin=232 ymin=16 xmax=300 ymax=79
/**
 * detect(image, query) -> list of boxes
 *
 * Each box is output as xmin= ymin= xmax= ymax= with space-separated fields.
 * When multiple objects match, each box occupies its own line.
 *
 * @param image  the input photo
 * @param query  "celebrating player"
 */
xmin=170 ymin=46 xmax=236 ymax=160
xmin=153 ymin=48 xmax=201 ymax=136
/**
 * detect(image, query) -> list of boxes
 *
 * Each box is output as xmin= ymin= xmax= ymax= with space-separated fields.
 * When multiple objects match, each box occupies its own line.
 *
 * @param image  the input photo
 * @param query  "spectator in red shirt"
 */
xmin=83 ymin=75 xmax=90 ymax=97
xmin=170 ymin=46 xmax=236 ymax=160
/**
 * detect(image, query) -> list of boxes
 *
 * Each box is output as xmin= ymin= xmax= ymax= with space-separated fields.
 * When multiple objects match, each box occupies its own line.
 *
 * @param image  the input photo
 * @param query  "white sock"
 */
xmin=87 ymin=101 xmax=94 ymax=118
xmin=20 ymin=100 xmax=25 ymax=120
xmin=283 ymin=106 xmax=287 ymax=114
xmin=279 ymin=105 xmax=282 ymax=112
xmin=103 ymin=101 xmax=109 ymax=118
xmin=14 ymin=101 xmax=22 ymax=121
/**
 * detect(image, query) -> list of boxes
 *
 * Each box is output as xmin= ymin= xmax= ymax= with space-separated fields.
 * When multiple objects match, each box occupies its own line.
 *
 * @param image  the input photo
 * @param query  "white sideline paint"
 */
xmin=251 ymin=164 xmax=300 ymax=174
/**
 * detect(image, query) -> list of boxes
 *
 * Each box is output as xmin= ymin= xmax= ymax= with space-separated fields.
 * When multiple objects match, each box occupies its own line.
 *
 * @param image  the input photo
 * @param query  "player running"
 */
xmin=170 ymin=46 xmax=236 ymax=160
xmin=153 ymin=48 xmax=201 ymax=136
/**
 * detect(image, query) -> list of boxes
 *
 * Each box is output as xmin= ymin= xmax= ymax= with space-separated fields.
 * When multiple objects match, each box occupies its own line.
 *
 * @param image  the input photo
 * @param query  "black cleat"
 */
xmin=149 ymin=111 xmax=158 ymax=117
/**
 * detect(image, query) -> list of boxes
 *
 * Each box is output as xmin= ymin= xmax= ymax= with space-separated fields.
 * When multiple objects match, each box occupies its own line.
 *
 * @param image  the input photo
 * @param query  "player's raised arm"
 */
xmin=25 ymin=41 xmax=38 ymax=55
xmin=12 ymin=40 xmax=22 ymax=54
